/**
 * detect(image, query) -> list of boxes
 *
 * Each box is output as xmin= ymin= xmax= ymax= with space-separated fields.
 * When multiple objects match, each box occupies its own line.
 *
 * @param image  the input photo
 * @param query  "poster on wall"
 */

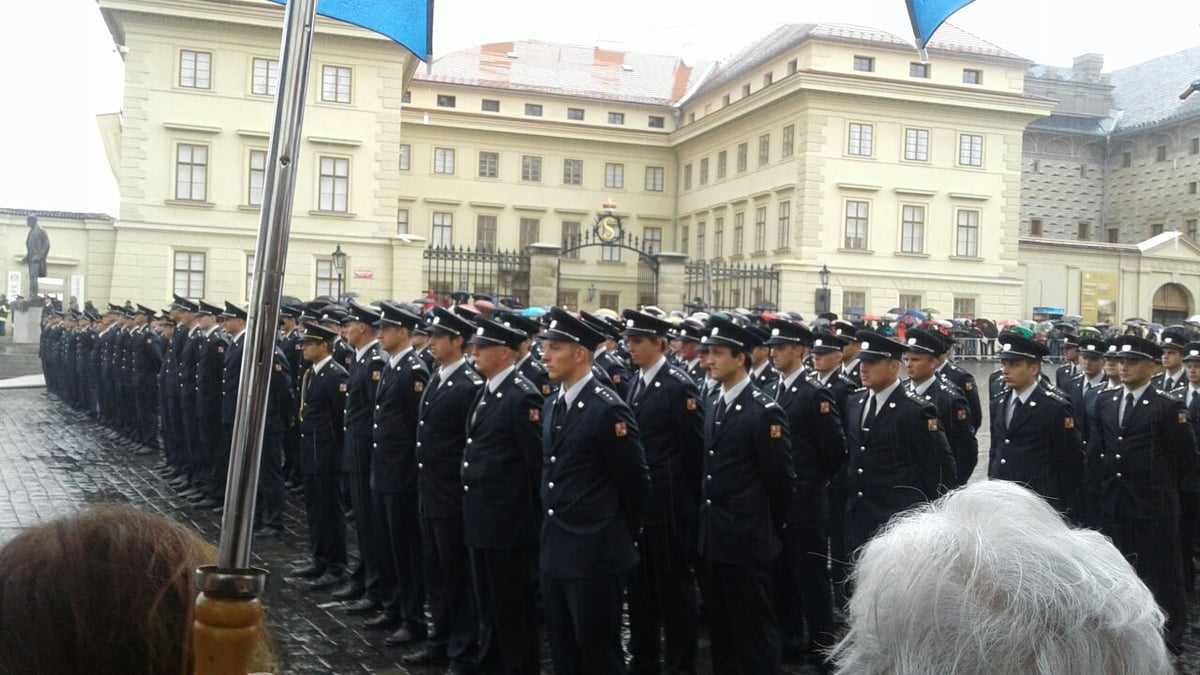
xmin=6 ymin=272 xmax=20 ymax=300
xmin=70 ymin=275 xmax=85 ymax=305
xmin=1081 ymin=271 xmax=1119 ymax=325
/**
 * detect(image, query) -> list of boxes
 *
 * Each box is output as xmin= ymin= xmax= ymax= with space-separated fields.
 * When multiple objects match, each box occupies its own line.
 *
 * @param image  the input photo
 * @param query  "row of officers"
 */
xmin=37 ymin=298 xmax=1200 ymax=673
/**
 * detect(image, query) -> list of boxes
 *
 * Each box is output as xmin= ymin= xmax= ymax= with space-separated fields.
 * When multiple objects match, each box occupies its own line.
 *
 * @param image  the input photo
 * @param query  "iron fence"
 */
xmin=684 ymin=260 xmax=780 ymax=313
xmin=423 ymin=246 xmax=530 ymax=306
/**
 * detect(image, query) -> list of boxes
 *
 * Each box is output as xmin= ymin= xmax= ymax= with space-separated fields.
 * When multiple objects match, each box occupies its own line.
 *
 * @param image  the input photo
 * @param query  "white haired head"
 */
xmin=830 ymin=480 xmax=1172 ymax=675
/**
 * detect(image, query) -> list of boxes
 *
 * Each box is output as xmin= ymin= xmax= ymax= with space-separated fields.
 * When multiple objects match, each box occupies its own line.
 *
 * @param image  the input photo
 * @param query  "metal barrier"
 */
xmin=951 ymin=337 xmax=992 ymax=360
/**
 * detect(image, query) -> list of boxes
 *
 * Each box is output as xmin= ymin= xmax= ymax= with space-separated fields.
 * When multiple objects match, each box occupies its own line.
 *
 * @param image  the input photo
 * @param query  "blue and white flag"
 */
xmin=265 ymin=0 xmax=434 ymax=61
xmin=906 ymin=0 xmax=976 ymax=51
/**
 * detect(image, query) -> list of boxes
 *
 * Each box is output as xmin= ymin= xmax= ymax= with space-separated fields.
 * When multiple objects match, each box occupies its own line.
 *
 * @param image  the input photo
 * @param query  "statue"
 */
xmin=21 ymin=215 xmax=50 ymax=298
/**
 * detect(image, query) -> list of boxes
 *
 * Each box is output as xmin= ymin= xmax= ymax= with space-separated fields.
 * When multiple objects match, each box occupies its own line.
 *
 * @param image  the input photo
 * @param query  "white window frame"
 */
xmin=563 ymin=159 xmax=583 ymax=185
xmin=432 ymin=212 xmax=453 ymax=248
xmin=604 ymin=163 xmax=624 ymax=189
xmin=173 ymin=251 xmax=205 ymax=297
xmin=433 ymin=147 xmax=456 ymax=175
xmin=958 ymin=134 xmax=984 ymax=167
xmin=521 ymin=155 xmax=542 ymax=182
xmin=320 ymin=65 xmax=352 ymax=104
xmin=955 ymin=209 xmax=980 ymax=257
xmin=848 ymin=123 xmax=874 ymax=157
xmin=900 ymin=204 xmax=925 ymax=253
xmin=844 ymin=200 xmax=869 ymax=250
xmin=247 ymin=149 xmax=267 ymax=206
xmin=174 ymin=143 xmax=209 ymax=202
xmin=904 ymin=128 xmax=930 ymax=162
xmin=396 ymin=207 xmax=410 ymax=234
xmin=251 ymin=57 xmax=279 ymax=96
xmin=179 ymin=50 xmax=211 ymax=89
xmin=645 ymin=166 xmax=664 ymax=192
xmin=317 ymin=156 xmax=349 ymax=212
xmin=478 ymin=151 xmax=499 ymax=179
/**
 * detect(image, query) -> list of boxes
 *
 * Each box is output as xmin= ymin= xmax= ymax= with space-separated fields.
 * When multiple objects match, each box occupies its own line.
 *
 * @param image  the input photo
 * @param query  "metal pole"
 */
xmin=215 ymin=0 xmax=319 ymax=572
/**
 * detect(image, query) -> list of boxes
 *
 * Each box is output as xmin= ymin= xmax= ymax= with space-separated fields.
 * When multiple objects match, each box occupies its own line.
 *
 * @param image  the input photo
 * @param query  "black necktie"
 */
xmin=630 ymin=376 xmax=645 ymax=403
xmin=1190 ymin=391 xmax=1200 ymax=419
xmin=714 ymin=398 xmax=727 ymax=425
xmin=1007 ymin=396 xmax=1022 ymax=429
xmin=862 ymin=394 xmax=877 ymax=430
xmin=552 ymin=396 xmax=567 ymax=439
xmin=1122 ymin=393 xmax=1136 ymax=428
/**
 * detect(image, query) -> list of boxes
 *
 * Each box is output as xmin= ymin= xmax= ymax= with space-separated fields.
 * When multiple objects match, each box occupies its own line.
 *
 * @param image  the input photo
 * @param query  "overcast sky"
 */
xmin=2 ymin=0 xmax=1199 ymax=216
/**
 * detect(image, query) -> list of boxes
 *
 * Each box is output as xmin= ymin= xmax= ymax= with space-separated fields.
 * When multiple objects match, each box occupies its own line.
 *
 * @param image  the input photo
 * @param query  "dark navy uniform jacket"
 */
xmin=416 ymin=360 xmax=484 ymax=519
xmin=989 ymin=384 xmax=1083 ymax=513
xmin=698 ymin=382 xmax=795 ymax=565
xmin=343 ymin=342 xmax=386 ymax=474
xmin=265 ymin=346 xmax=296 ymax=435
xmin=195 ymin=328 xmax=229 ymax=418
xmin=941 ymin=360 xmax=983 ymax=430
xmin=912 ymin=375 xmax=977 ymax=487
xmin=220 ymin=332 xmax=245 ymax=425
xmin=299 ymin=358 xmax=348 ymax=474
xmin=131 ymin=326 xmax=162 ymax=381
xmin=371 ymin=348 xmax=428 ymax=493
xmin=461 ymin=369 xmax=544 ymax=550
xmin=773 ymin=372 xmax=844 ymax=524
xmin=595 ymin=349 xmax=632 ymax=400
xmin=518 ymin=352 xmax=554 ymax=398
xmin=751 ymin=363 xmax=780 ymax=392
xmin=540 ymin=379 xmax=649 ymax=580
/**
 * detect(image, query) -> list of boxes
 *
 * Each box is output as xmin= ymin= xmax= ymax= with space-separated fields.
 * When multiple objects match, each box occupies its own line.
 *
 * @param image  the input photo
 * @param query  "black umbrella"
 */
xmin=817 ymin=312 xmax=838 ymax=321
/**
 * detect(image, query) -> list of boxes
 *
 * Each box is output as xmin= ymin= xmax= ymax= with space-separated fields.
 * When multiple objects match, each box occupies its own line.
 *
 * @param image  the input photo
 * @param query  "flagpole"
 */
xmin=193 ymin=0 xmax=318 ymax=671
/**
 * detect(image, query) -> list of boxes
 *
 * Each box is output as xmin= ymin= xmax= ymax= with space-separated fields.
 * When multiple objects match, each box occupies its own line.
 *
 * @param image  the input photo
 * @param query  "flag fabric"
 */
xmin=265 ymin=0 xmax=434 ymax=61
xmin=905 ymin=0 xmax=976 ymax=51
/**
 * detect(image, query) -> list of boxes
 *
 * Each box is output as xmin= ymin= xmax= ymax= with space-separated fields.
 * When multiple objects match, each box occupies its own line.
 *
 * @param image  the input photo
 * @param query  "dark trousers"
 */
xmin=373 ymin=489 xmax=425 ymax=628
xmin=134 ymin=376 xmax=159 ymax=448
xmin=541 ymin=573 xmax=625 ymax=675
xmin=775 ymin=517 xmax=835 ymax=654
xmin=118 ymin=382 xmax=136 ymax=433
xmin=255 ymin=430 xmax=286 ymax=529
xmin=826 ymin=485 xmax=850 ymax=611
xmin=180 ymin=396 xmax=203 ymax=486
xmin=704 ymin=560 xmax=781 ymax=675
xmin=1103 ymin=516 xmax=1187 ymax=648
xmin=282 ymin=423 xmax=301 ymax=482
xmin=302 ymin=471 xmax=348 ymax=575
xmin=1181 ymin=491 xmax=1199 ymax=592
xmin=421 ymin=515 xmax=479 ymax=667
xmin=198 ymin=413 xmax=222 ymax=497
xmin=471 ymin=547 xmax=540 ymax=675
xmin=627 ymin=524 xmax=698 ymax=675
xmin=345 ymin=465 xmax=380 ymax=601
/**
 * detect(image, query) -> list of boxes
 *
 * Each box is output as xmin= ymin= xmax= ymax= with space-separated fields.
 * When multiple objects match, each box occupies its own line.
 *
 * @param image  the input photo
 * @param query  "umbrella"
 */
xmin=1186 ymin=315 xmax=1200 ymax=325
xmin=1078 ymin=326 xmax=1102 ymax=337
xmin=594 ymin=308 xmax=619 ymax=320
xmin=998 ymin=318 xmax=1021 ymax=328
xmin=781 ymin=0 xmax=974 ymax=58
xmin=753 ymin=301 xmax=778 ymax=312
xmin=937 ymin=319 xmax=953 ymax=328
xmin=897 ymin=314 xmax=922 ymax=326
xmin=920 ymin=308 xmax=940 ymax=316
xmin=902 ymin=309 xmax=928 ymax=322
xmin=1124 ymin=317 xmax=1148 ymax=324
xmin=862 ymin=315 xmax=883 ymax=322
xmin=1064 ymin=314 xmax=1083 ymax=324
xmin=880 ymin=313 xmax=898 ymax=321
xmin=521 ymin=306 xmax=547 ymax=318
xmin=887 ymin=307 xmax=905 ymax=315
xmin=474 ymin=299 xmax=496 ymax=314
xmin=817 ymin=312 xmax=838 ymax=321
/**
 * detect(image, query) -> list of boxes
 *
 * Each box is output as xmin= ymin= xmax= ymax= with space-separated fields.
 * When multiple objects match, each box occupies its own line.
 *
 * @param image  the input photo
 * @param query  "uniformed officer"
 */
xmin=765 ymin=319 xmax=843 ymax=664
xmin=333 ymin=301 xmax=388 ymax=613
xmin=1152 ymin=328 xmax=1188 ymax=391
xmin=1172 ymin=341 xmax=1200 ymax=592
xmin=671 ymin=319 xmax=706 ymax=385
xmin=365 ymin=302 xmax=430 ymax=637
xmin=498 ymin=312 xmax=554 ymax=398
xmin=903 ymin=329 xmax=977 ymax=487
xmin=620 ymin=309 xmax=704 ymax=675
xmin=279 ymin=304 xmax=306 ymax=487
xmin=254 ymin=339 xmax=295 ymax=538
xmin=192 ymin=300 xmax=230 ymax=508
xmin=843 ymin=330 xmax=954 ymax=557
xmin=169 ymin=296 xmax=202 ymax=495
xmin=462 ymin=317 xmax=545 ymax=675
xmin=696 ymin=316 xmax=793 ymax=675
xmin=407 ymin=306 xmax=482 ymax=670
xmin=217 ymin=302 xmax=249 ymax=513
xmin=1054 ymin=334 xmax=1081 ymax=390
xmin=1066 ymin=337 xmax=1108 ymax=447
xmin=936 ymin=337 xmax=983 ymax=431
xmin=988 ymin=334 xmax=1083 ymax=518
xmin=747 ymin=325 xmax=780 ymax=391
xmin=129 ymin=304 xmax=162 ymax=454
xmin=1087 ymin=335 xmax=1197 ymax=650
xmin=581 ymin=310 xmax=633 ymax=399
xmin=290 ymin=322 xmax=350 ymax=591
xmin=539 ymin=307 xmax=649 ymax=675
xmin=831 ymin=321 xmax=862 ymax=385
xmin=413 ymin=323 xmax=436 ymax=372
xmin=318 ymin=305 xmax=355 ymax=371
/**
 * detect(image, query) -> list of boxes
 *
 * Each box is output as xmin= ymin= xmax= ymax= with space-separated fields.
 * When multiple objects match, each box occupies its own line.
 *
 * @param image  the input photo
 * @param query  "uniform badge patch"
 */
xmin=274 ymin=363 xmax=282 ymax=372
xmin=338 ymin=383 xmax=347 ymax=392
xmin=1065 ymin=417 xmax=1075 ymax=429
xmin=529 ymin=408 xmax=540 ymax=422
xmin=770 ymin=424 xmax=783 ymax=438
xmin=965 ymin=382 xmax=974 ymax=391
xmin=217 ymin=346 xmax=224 ymax=353
xmin=1181 ymin=412 xmax=1190 ymax=425
xmin=819 ymin=401 xmax=831 ymax=414
xmin=956 ymin=409 xmax=967 ymax=421
xmin=414 ymin=381 xmax=424 ymax=393
xmin=615 ymin=422 xmax=628 ymax=437
xmin=542 ymin=384 xmax=552 ymax=395
xmin=686 ymin=398 xmax=698 ymax=411
xmin=371 ymin=370 xmax=381 ymax=381
xmin=927 ymin=418 xmax=939 ymax=432
xmin=612 ymin=374 xmax=622 ymax=384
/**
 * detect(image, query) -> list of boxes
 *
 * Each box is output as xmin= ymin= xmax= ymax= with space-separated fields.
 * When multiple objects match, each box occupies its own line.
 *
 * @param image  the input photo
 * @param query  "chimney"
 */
xmin=1071 ymin=53 xmax=1104 ymax=83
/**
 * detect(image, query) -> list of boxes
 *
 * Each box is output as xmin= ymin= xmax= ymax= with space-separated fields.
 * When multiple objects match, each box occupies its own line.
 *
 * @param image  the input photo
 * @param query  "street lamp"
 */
xmin=331 ymin=244 xmax=346 ymax=299
xmin=816 ymin=263 xmax=832 ymax=314
xmin=587 ymin=283 xmax=597 ymax=303
xmin=819 ymin=264 xmax=831 ymax=289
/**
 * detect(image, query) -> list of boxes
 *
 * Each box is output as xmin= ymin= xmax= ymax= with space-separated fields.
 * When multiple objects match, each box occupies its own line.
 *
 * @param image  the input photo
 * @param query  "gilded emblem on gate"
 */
xmin=594 ymin=214 xmax=622 ymax=243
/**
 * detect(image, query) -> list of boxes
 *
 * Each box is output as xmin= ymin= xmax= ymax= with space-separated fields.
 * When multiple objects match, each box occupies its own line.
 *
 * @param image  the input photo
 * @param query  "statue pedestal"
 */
xmin=11 ymin=309 xmax=41 ymax=345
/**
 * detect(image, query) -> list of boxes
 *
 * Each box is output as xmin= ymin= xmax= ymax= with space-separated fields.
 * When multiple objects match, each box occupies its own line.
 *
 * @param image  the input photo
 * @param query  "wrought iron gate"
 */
xmin=559 ymin=228 xmax=659 ymax=309
xmin=423 ymin=246 xmax=530 ymax=306
xmin=684 ymin=260 xmax=779 ymax=312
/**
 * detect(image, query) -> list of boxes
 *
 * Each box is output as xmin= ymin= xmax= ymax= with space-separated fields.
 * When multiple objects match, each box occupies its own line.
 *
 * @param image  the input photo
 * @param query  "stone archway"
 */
xmin=1152 ymin=282 xmax=1192 ymax=325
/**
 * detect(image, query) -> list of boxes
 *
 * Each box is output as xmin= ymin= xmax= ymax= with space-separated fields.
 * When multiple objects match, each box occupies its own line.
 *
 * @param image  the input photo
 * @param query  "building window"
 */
xmin=742 ymin=83 xmax=751 ymax=97
xmin=315 ymin=259 xmax=338 ymax=297
xmin=179 ymin=50 xmax=211 ymax=89
xmin=524 ymin=103 xmax=543 ymax=117
xmin=402 ymin=90 xmax=411 ymax=103
xmin=958 ymin=134 xmax=983 ymax=167
xmin=699 ymin=158 xmax=709 ymax=185
xmin=601 ymin=241 xmax=621 ymax=262
xmin=521 ymin=155 xmax=542 ymax=182
xmin=909 ymin=62 xmax=930 ymax=78
xmin=245 ymin=254 xmax=256 ymax=301
xmin=955 ymin=209 xmax=979 ymax=256
xmin=1151 ymin=223 xmax=1164 ymax=236
xmin=436 ymin=94 xmax=456 ymax=108
xmin=251 ymin=58 xmax=279 ymax=96
xmin=696 ymin=221 xmax=706 ymax=259
xmin=561 ymin=221 xmax=581 ymax=257
xmin=604 ymin=163 xmax=624 ymax=188
xmin=722 ymin=94 xmax=731 ymax=107
xmin=1106 ymin=227 xmax=1119 ymax=243
xmin=844 ymin=200 xmax=869 ymax=249
xmin=1078 ymin=222 xmax=1092 ymax=240
xmin=481 ymin=98 xmax=500 ymax=112
xmin=567 ymin=107 xmax=584 ymax=120
xmin=953 ymin=297 xmax=976 ymax=320
xmin=557 ymin=290 xmax=578 ymax=309
xmin=432 ymin=212 xmax=453 ymax=248
xmin=683 ymin=164 xmax=693 ymax=190
xmin=737 ymin=142 xmax=748 ymax=172
xmin=645 ymin=166 xmax=664 ymax=192
xmin=399 ymin=144 xmax=411 ymax=171
xmin=717 ymin=151 xmax=727 ymax=178
xmin=1190 ymin=181 xmax=1198 ymax=195
xmin=904 ymin=128 xmax=929 ymax=161
xmin=777 ymin=201 xmax=791 ymax=249
xmin=519 ymin=218 xmax=540 ymax=249
xmin=901 ymin=205 xmax=925 ymax=253
xmin=782 ymin=125 xmax=794 ymax=157
xmin=1188 ymin=219 xmax=1198 ymax=241
xmin=754 ymin=207 xmax=766 ymax=253
xmin=680 ymin=226 xmax=689 ymax=259
xmin=175 ymin=144 xmax=208 ymax=201
xmin=318 ymin=156 xmax=349 ymax=212
xmin=787 ymin=59 xmax=798 ymax=75
xmin=853 ymin=55 xmax=874 ymax=72
xmin=563 ymin=159 xmax=583 ymax=185
xmin=593 ymin=293 xmax=616 ymax=310
xmin=643 ymin=227 xmax=662 ymax=255
xmin=648 ymin=115 xmax=665 ymax=129
xmin=1030 ymin=218 xmax=1043 ymax=236
xmin=320 ymin=65 xmax=351 ymax=103
xmin=607 ymin=112 xmax=625 ymax=125
xmin=962 ymin=69 xmax=982 ymax=84
xmin=1122 ymin=151 xmax=1132 ymax=168
xmin=173 ymin=251 xmax=205 ymax=297
xmin=842 ymin=290 xmax=865 ymax=317
xmin=848 ymin=123 xmax=873 ymax=156
xmin=758 ymin=134 xmax=770 ymax=165
xmin=763 ymin=72 xmax=773 ymax=87
xmin=1192 ymin=138 xmax=1200 ymax=155
xmin=247 ymin=150 xmax=266 ymax=206
xmin=478 ymin=151 xmax=499 ymax=178
xmin=733 ymin=212 xmax=745 ymax=255
xmin=396 ymin=208 xmax=409 ymax=234
xmin=434 ymin=147 xmax=456 ymax=174
xmin=714 ymin=217 xmax=724 ymax=258
xmin=1156 ymin=145 xmax=1168 ymax=162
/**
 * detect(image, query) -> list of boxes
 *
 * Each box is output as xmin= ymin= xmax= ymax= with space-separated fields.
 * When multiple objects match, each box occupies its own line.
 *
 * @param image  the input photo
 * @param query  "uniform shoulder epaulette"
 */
xmin=403 ymin=352 xmax=423 ymax=368
xmin=1152 ymin=387 xmax=1183 ymax=402
xmin=937 ymin=374 xmax=964 ymax=396
xmin=512 ymin=375 xmax=538 ymax=395
xmin=903 ymin=387 xmax=929 ymax=405
xmin=667 ymin=365 xmax=692 ymax=384
xmin=1042 ymin=386 xmax=1071 ymax=405
xmin=369 ymin=350 xmax=386 ymax=363
xmin=751 ymin=388 xmax=777 ymax=408
xmin=593 ymin=385 xmax=620 ymax=405
xmin=850 ymin=385 xmax=867 ymax=394
xmin=991 ymin=386 xmax=1011 ymax=401
xmin=330 ymin=360 xmax=349 ymax=375
xmin=464 ymin=368 xmax=484 ymax=385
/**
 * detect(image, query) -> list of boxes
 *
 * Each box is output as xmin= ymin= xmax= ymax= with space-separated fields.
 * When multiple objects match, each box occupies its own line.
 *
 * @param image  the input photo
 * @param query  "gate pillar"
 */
xmin=653 ymin=252 xmax=688 ymax=312
xmin=528 ymin=243 xmax=560 ymax=308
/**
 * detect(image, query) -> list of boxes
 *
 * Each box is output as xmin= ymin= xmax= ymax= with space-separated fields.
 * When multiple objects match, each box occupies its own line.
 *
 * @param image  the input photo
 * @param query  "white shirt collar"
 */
xmin=439 ymin=357 xmax=467 ymax=382
xmin=488 ymin=364 xmax=517 ymax=393
xmin=910 ymin=376 xmax=936 ymax=396
xmin=312 ymin=355 xmax=333 ymax=375
xmin=868 ymin=377 xmax=902 ymax=406
xmin=354 ymin=338 xmax=379 ymax=362
xmin=231 ymin=330 xmax=245 ymax=343
xmin=720 ymin=374 xmax=752 ymax=408
xmin=845 ymin=357 xmax=860 ymax=372
xmin=560 ymin=372 xmax=596 ymax=407
xmin=780 ymin=367 xmax=806 ymax=391
xmin=751 ymin=362 xmax=769 ymax=378
xmin=388 ymin=345 xmax=413 ymax=368
xmin=1123 ymin=382 xmax=1151 ymax=403
xmin=1012 ymin=382 xmax=1038 ymax=404
xmin=640 ymin=355 xmax=667 ymax=386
